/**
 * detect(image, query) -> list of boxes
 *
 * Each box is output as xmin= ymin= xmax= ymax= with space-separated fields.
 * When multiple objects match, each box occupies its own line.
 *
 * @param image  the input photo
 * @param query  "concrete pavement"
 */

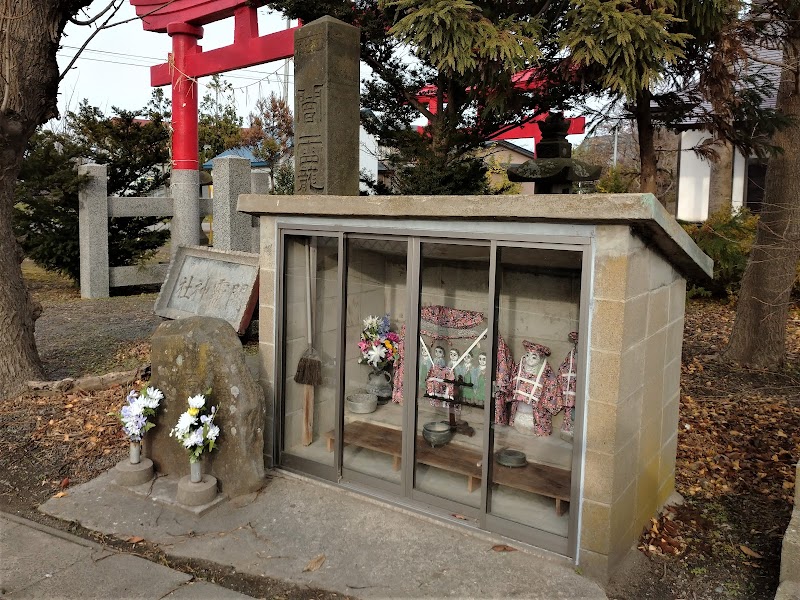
xmin=0 ymin=512 xmax=253 ymax=599
xmin=33 ymin=468 xmax=607 ymax=599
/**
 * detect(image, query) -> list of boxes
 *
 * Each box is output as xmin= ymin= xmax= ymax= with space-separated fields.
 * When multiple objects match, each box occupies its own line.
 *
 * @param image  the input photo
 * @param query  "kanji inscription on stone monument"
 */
xmin=293 ymin=17 xmax=360 ymax=196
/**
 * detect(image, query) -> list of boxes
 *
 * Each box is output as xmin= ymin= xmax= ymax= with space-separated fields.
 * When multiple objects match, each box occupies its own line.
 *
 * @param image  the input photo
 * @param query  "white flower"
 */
xmin=206 ymin=424 xmax=220 ymax=441
xmin=145 ymin=387 xmax=164 ymax=402
xmin=366 ymin=344 xmax=387 ymax=367
xmin=183 ymin=428 xmax=204 ymax=448
xmin=172 ymin=412 xmax=197 ymax=436
xmin=127 ymin=399 xmax=146 ymax=416
xmin=140 ymin=395 xmax=160 ymax=409
xmin=188 ymin=394 xmax=206 ymax=409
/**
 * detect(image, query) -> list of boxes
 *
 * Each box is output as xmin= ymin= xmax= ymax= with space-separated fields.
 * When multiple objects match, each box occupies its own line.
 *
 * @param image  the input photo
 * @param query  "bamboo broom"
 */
xmin=294 ymin=239 xmax=321 ymax=445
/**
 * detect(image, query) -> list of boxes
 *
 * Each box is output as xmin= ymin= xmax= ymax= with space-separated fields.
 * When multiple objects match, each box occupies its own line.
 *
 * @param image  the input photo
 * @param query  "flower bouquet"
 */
xmin=358 ymin=314 xmax=400 ymax=370
xmin=170 ymin=393 xmax=220 ymax=472
xmin=117 ymin=386 xmax=162 ymax=464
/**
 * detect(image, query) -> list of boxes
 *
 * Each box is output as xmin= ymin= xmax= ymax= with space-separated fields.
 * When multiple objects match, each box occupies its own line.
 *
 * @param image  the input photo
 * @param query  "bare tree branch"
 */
xmin=59 ymin=0 xmax=180 ymax=82
xmin=69 ymin=0 xmax=118 ymax=26
xmin=59 ymin=0 xmax=124 ymax=82
xmin=744 ymin=49 xmax=799 ymax=74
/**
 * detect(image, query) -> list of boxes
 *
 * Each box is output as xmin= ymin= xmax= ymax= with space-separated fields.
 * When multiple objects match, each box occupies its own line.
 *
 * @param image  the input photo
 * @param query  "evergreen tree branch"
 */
xmin=361 ymin=53 xmax=436 ymax=121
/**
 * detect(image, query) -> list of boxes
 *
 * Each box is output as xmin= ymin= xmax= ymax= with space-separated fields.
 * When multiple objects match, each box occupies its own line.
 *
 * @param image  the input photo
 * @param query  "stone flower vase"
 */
xmin=129 ymin=441 xmax=141 ymax=465
xmin=115 ymin=438 xmax=153 ymax=487
xmin=177 ymin=456 xmax=218 ymax=508
xmin=189 ymin=459 xmax=202 ymax=483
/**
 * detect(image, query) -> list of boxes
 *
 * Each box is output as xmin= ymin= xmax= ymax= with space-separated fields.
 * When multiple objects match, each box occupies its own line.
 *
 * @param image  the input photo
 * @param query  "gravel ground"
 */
xmin=25 ymin=262 xmax=163 ymax=380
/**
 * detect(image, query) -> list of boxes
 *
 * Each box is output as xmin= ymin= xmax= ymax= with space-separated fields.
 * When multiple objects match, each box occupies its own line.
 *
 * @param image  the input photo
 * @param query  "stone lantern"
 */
xmin=508 ymin=113 xmax=601 ymax=193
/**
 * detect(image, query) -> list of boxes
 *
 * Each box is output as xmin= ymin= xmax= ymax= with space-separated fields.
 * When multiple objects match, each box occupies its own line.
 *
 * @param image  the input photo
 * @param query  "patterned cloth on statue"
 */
xmin=390 ymin=306 xmax=515 ymax=424
xmin=509 ymin=341 xmax=558 ymax=436
xmin=492 ymin=337 xmax=515 ymax=425
xmin=391 ymin=325 xmax=406 ymax=404
xmin=426 ymin=365 xmax=456 ymax=401
xmin=553 ymin=331 xmax=579 ymax=434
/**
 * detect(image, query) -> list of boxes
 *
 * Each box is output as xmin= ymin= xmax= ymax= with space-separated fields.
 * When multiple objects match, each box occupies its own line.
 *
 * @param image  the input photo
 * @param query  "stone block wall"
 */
xmin=580 ymin=225 xmax=687 ymax=579
xmin=258 ymin=216 xmax=278 ymax=466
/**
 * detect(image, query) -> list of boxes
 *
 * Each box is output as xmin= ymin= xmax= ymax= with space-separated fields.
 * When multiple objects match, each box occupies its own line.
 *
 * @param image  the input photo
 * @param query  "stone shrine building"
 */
xmin=240 ymin=190 xmax=712 ymax=581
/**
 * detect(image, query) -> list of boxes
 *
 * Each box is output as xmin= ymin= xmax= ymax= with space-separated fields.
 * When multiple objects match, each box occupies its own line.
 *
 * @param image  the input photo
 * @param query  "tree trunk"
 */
xmin=723 ymin=37 xmax=800 ymax=368
xmin=634 ymin=89 xmax=660 ymax=201
xmin=0 ymin=0 xmax=90 ymax=399
xmin=707 ymin=139 xmax=734 ymax=216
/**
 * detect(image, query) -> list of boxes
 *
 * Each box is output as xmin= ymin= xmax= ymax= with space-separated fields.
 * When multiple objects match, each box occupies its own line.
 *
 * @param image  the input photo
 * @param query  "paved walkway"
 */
xmin=0 ymin=512 xmax=252 ymax=599
xmin=31 ymin=469 xmax=607 ymax=599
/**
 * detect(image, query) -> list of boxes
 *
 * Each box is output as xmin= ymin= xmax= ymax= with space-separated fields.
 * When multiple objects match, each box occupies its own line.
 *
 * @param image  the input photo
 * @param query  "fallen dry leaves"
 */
xmin=639 ymin=506 xmax=685 ymax=557
xmin=638 ymin=299 xmax=799 ymax=577
xmin=0 ymin=380 xmax=141 ymax=485
xmin=303 ymin=554 xmax=326 ymax=572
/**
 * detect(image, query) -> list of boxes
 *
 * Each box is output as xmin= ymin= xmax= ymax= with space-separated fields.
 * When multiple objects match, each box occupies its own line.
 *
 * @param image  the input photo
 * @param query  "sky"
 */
xmin=55 ymin=3 xmax=296 ymax=124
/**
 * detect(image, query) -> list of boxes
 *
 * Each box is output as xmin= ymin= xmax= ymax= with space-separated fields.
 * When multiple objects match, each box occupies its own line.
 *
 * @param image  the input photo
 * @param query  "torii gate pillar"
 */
xmin=168 ymin=22 xmax=204 ymax=250
xmin=129 ymin=0 xmax=299 ymax=254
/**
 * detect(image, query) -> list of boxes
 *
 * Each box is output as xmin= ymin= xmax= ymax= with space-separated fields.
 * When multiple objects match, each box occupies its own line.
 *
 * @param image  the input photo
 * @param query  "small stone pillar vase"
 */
xmin=190 ymin=460 xmax=202 ymax=483
xmin=114 ymin=439 xmax=154 ymax=487
xmin=129 ymin=441 xmax=141 ymax=465
xmin=177 ymin=458 xmax=218 ymax=507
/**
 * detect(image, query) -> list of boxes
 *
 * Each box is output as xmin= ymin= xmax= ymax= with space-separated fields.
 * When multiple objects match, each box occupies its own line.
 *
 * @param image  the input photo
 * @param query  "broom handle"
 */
xmin=310 ymin=237 xmax=317 ymax=340
xmin=305 ymin=241 xmax=312 ymax=347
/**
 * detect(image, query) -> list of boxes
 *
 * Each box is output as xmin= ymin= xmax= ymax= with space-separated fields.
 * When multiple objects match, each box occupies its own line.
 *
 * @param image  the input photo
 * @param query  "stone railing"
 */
xmin=78 ymin=157 xmax=264 ymax=299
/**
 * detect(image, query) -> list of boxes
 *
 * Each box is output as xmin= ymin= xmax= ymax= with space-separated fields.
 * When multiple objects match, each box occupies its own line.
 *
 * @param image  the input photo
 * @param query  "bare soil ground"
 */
xmin=2 ymin=263 xmax=798 ymax=600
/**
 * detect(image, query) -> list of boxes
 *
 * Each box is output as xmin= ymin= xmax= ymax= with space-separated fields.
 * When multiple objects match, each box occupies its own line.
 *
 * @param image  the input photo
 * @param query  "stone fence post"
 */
xmin=212 ymin=156 xmax=252 ymax=252
xmin=250 ymin=172 xmax=271 ymax=254
xmin=170 ymin=169 xmax=200 ymax=255
xmin=78 ymin=164 xmax=109 ymax=298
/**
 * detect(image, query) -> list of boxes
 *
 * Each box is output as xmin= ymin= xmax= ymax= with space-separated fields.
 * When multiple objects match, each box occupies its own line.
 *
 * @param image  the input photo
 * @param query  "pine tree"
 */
xmin=13 ymin=93 xmax=172 ymax=282
xmin=199 ymin=75 xmax=243 ymax=166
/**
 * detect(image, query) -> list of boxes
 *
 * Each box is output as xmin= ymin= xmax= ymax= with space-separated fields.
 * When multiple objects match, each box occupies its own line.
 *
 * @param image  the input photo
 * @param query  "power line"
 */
xmin=57 ymin=52 xmax=295 ymax=84
xmin=59 ymin=44 xmax=295 ymax=79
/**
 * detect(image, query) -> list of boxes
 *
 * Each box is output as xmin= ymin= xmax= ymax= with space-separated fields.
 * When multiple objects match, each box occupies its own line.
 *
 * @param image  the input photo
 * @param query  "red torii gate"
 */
xmin=130 ymin=0 xmax=298 ymax=172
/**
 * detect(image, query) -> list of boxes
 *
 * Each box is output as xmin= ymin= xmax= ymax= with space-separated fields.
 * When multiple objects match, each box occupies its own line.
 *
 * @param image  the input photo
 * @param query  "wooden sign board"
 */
xmin=155 ymin=246 xmax=259 ymax=334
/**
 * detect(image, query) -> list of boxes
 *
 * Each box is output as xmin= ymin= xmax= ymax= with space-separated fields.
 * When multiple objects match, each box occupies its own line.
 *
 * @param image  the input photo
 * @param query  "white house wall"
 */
xmin=360 ymin=125 xmax=378 ymax=193
xmin=677 ymin=130 xmax=711 ymax=221
xmin=678 ymin=130 xmax=747 ymax=221
xmin=732 ymin=151 xmax=746 ymax=211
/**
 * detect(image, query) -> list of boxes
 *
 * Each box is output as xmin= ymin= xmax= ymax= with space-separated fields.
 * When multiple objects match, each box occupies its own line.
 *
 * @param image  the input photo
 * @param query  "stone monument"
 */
xmin=147 ymin=317 xmax=267 ymax=498
xmin=294 ymin=16 xmax=360 ymax=195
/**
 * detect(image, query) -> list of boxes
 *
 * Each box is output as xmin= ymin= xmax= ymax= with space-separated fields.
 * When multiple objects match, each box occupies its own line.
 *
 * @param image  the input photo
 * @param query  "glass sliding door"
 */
xmin=277 ymin=229 xmax=585 ymax=556
xmin=280 ymin=234 xmax=340 ymax=474
xmin=487 ymin=245 xmax=582 ymax=542
xmin=412 ymin=241 xmax=491 ymax=512
xmin=341 ymin=237 xmax=409 ymax=488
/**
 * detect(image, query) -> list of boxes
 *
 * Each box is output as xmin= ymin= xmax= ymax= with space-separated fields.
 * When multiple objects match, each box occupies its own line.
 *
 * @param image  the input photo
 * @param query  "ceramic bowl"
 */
xmin=346 ymin=393 xmax=378 ymax=414
xmin=497 ymin=448 xmax=527 ymax=468
xmin=422 ymin=421 xmax=454 ymax=447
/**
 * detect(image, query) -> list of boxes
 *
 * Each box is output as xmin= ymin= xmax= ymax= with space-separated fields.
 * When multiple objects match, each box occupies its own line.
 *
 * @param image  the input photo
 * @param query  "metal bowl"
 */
xmin=346 ymin=393 xmax=378 ymax=414
xmin=422 ymin=421 xmax=454 ymax=447
xmin=496 ymin=448 xmax=527 ymax=468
